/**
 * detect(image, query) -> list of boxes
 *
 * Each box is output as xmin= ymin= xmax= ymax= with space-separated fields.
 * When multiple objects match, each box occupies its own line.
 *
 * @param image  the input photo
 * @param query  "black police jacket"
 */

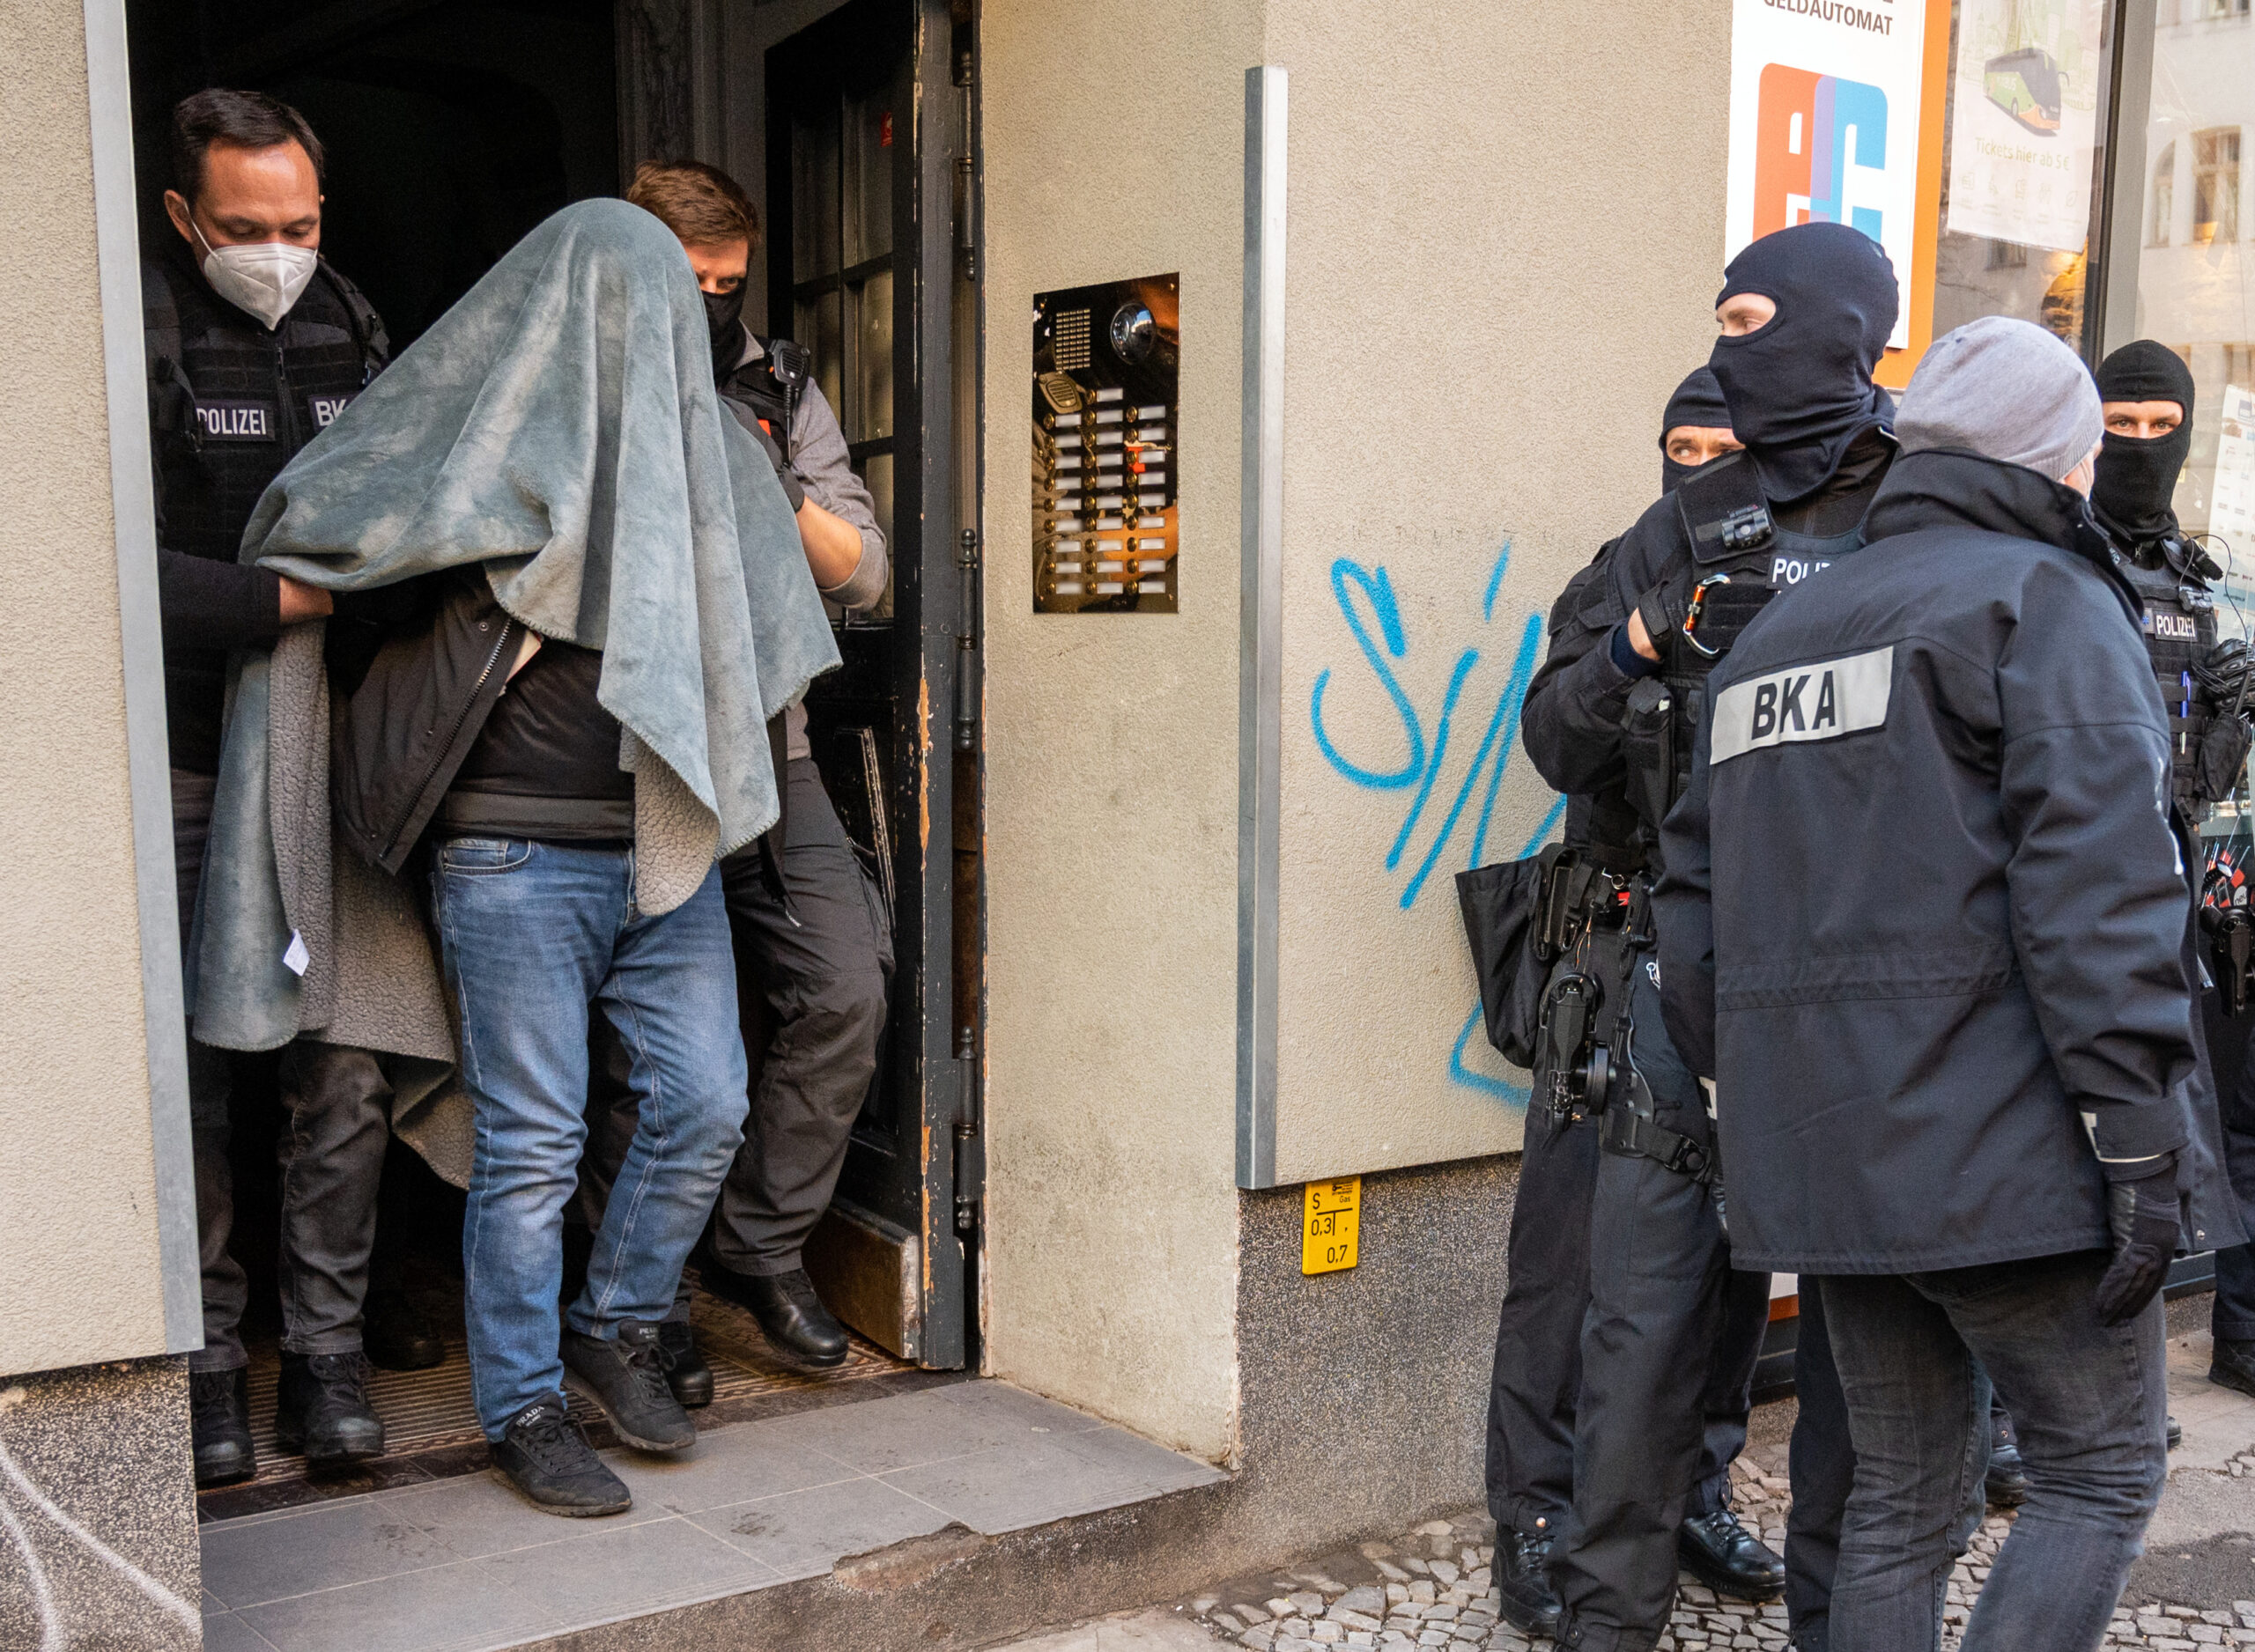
xmin=145 ymin=240 xmax=387 ymax=772
xmin=1653 ymin=449 xmax=2244 ymax=1272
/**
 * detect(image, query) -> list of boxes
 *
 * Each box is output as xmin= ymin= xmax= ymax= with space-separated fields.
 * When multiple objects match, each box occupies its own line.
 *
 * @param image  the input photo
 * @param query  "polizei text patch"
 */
xmin=1710 ymin=645 xmax=1893 ymax=764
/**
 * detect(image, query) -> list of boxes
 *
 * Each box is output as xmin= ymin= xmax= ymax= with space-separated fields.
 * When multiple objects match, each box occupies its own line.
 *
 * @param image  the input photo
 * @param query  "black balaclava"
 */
xmin=2093 ymin=339 xmax=2197 ymax=546
xmin=703 ymin=284 xmax=746 ymax=372
xmin=1709 ymin=222 xmax=1899 ymax=503
xmin=1660 ymin=366 xmax=1734 ymax=493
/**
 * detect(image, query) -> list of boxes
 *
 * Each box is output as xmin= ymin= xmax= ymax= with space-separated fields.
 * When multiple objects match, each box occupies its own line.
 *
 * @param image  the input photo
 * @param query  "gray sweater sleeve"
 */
xmin=787 ymin=380 xmax=890 ymax=614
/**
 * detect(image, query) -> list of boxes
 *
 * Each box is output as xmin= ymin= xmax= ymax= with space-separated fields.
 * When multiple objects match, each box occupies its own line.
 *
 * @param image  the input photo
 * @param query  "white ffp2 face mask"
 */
xmin=191 ymin=217 xmax=318 ymax=330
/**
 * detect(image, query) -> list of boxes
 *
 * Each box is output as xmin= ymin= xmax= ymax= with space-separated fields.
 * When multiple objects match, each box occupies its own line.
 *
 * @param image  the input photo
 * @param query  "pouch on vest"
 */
xmin=1454 ymin=845 xmax=1569 ymax=1067
xmin=1621 ymin=675 xmax=1675 ymax=830
xmin=2200 ymin=715 xmax=2251 ymax=806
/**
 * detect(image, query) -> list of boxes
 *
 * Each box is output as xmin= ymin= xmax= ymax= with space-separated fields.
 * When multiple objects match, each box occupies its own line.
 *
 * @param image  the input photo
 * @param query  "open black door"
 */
xmin=765 ymin=0 xmax=974 ymax=1368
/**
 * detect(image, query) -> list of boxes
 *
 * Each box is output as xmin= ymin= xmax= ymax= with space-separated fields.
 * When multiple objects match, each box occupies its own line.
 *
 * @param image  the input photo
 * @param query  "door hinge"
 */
xmin=952 ymin=1026 xmax=983 ymax=1235
xmin=954 ymin=527 xmax=980 ymax=753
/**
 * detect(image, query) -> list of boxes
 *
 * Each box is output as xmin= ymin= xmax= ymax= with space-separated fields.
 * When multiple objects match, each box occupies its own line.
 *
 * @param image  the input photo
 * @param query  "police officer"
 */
xmin=2090 ymin=341 xmax=2255 ymax=1404
xmin=1655 ymin=315 xmax=2244 ymax=1652
xmin=152 ymin=90 xmax=407 ymax=1484
xmin=1514 ymin=223 xmax=1898 ymax=1651
xmin=574 ymin=161 xmax=891 ymax=1394
xmin=1488 ymin=366 xmax=1779 ymax=1634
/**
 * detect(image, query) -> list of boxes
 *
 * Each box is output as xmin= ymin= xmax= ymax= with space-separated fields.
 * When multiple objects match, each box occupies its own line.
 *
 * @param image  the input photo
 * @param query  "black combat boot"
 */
xmin=190 ymin=1368 xmax=256 ymax=1488
xmin=363 ymin=1289 xmax=447 ymax=1371
xmin=655 ymin=1320 xmax=713 ymax=1408
xmin=560 ymin=1320 xmax=696 ymax=1451
xmin=1678 ymin=1508 xmax=1786 ymax=1599
xmin=705 ymin=1265 xmax=849 ymax=1368
xmin=275 ymin=1352 xmax=386 ymax=1464
xmin=2168 ymin=1414 xmax=2184 ymax=1449
xmin=1984 ymin=1408 xmax=2028 ymax=1508
xmin=1495 ymin=1525 xmax=1563 ymax=1635
xmin=2213 ymin=1337 xmax=2255 ymax=1399
xmin=491 ymin=1398 xmax=632 ymax=1516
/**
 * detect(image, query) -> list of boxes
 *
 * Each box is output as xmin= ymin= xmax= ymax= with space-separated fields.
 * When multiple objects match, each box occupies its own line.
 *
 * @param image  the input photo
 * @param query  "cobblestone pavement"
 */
xmin=996 ymin=1319 xmax=2255 ymax=1652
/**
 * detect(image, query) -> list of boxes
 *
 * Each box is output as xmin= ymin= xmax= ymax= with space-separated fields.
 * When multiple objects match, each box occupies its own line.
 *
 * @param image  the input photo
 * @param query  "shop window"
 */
xmin=2201 ymin=0 xmax=2251 ymax=18
xmin=2193 ymin=128 xmax=2242 ymax=243
xmin=2154 ymin=144 xmax=2177 ymax=246
xmin=1987 ymin=239 xmax=2030 ymax=269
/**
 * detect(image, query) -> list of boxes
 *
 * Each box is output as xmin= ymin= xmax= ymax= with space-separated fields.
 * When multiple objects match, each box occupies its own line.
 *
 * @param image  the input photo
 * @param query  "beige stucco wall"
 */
xmin=1266 ymin=0 xmax=1736 ymax=1183
xmin=980 ymin=0 xmax=1265 ymax=1462
xmin=0 ymin=1 xmax=176 ymax=1373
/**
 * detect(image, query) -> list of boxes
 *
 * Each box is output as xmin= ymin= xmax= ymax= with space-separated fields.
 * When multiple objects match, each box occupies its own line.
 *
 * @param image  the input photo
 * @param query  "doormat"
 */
xmin=196 ymin=1270 xmax=925 ymax=1522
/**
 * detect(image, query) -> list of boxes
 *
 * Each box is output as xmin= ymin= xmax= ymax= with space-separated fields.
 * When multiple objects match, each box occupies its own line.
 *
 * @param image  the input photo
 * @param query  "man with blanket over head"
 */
xmin=200 ymin=198 xmax=839 ymax=1516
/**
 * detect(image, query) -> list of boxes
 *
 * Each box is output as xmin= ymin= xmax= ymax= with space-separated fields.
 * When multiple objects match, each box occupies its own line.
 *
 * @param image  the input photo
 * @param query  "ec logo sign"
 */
xmin=1754 ymin=65 xmax=1889 ymax=242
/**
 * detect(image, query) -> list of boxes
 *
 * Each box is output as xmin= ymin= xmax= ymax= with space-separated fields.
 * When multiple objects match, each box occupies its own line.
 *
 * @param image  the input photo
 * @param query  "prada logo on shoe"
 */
xmin=195 ymin=398 xmax=277 ymax=441
xmin=1712 ymin=645 xmax=1893 ymax=764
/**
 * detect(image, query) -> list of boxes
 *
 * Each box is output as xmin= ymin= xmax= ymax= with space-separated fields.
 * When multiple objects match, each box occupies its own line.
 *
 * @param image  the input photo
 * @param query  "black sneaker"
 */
xmin=560 ymin=1321 xmax=697 ymax=1451
xmin=364 ymin=1289 xmax=447 ymax=1371
xmin=2167 ymin=1414 xmax=2184 ymax=1450
xmin=1496 ymin=1524 xmax=1562 ymax=1635
xmin=190 ymin=1368 xmax=255 ymax=1488
xmin=491 ymin=1399 xmax=632 ymax=1516
xmin=1985 ymin=1409 xmax=2029 ymax=1508
xmin=2213 ymin=1337 xmax=2255 ymax=1400
xmin=655 ymin=1320 xmax=713 ymax=1408
xmin=703 ymin=1265 xmax=849 ymax=1369
xmin=275 ymin=1352 xmax=386 ymax=1464
xmin=1678 ymin=1508 xmax=1786 ymax=1599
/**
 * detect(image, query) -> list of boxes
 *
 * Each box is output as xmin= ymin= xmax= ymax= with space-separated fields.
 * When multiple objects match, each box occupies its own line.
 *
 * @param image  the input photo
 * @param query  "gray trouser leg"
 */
xmin=175 ymin=769 xmax=248 ymax=1374
xmin=710 ymin=761 xmax=890 ymax=1278
xmin=582 ymin=760 xmax=890 ymax=1287
xmin=276 ymin=1041 xmax=396 ymax=1353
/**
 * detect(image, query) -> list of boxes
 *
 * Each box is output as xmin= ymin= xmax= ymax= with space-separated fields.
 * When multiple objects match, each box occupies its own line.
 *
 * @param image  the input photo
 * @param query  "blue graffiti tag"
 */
xmin=1309 ymin=540 xmax=1568 ymax=1105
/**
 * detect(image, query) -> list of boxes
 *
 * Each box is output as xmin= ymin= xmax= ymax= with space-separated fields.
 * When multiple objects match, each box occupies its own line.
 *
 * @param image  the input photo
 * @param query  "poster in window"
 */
xmin=1723 ymin=0 xmax=1934 ymax=352
xmin=1942 ymin=0 xmax=2106 ymax=254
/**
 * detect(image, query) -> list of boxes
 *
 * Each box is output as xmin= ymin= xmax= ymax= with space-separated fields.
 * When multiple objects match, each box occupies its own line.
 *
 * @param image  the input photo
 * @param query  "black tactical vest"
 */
xmin=144 ymin=250 xmax=385 ymax=564
xmin=1620 ymin=454 xmax=1872 ymax=833
xmin=2118 ymin=537 xmax=2237 ymax=818
xmin=716 ymin=334 xmax=812 ymax=448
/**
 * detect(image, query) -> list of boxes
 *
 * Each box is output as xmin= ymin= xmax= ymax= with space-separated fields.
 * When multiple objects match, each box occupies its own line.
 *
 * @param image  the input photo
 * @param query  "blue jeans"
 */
xmin=430 ymin=839 xmax=749 ymax=1437
xmin=1816 ymin=1252 xmax=2168 ymax=1652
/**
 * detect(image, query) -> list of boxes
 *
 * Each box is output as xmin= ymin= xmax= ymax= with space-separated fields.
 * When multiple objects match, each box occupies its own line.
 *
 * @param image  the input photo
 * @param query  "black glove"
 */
xmin=747 ymin=416 xmax=807 ymax=512
xmin=2094 ymin=1156 xmax=2182 ymax=1327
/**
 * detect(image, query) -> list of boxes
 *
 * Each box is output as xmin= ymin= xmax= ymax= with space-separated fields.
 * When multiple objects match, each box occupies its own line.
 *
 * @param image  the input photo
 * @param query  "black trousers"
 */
xmin=1487 ymin=978 xmax=1770 ymax=1545
xmin=2214 ymin=999 xmax=2255 ymax=1344
xmin=1551 ymin=969 xmax=1767 ymax=1652
xmin=584 ymin=759 xmax=890 ymax=1296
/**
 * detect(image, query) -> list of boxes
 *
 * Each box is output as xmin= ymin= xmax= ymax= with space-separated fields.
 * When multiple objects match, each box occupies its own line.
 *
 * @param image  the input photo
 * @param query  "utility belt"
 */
xmin=1526 ymin=857 xmax=1713 ymax=1182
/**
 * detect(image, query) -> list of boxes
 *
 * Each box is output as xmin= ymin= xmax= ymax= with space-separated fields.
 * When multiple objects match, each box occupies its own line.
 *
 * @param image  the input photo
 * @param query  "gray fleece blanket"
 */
xmin=189 ymin=199 xmax=839 ymax=1182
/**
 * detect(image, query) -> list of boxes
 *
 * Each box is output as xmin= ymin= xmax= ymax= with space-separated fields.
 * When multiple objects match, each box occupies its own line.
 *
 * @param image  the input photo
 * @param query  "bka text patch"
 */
xmin=1711 ymin=645 xmax=1893 ymax=764
xmin=196 ymin=399 xmax=276 ymax=441
xmin=308 ymin=394 xmax=353 ymax=428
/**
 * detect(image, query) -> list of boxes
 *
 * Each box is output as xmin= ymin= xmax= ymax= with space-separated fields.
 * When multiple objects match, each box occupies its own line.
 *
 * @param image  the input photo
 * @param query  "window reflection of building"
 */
xmin=2138 ymin=0 xmax=2254 ymax=553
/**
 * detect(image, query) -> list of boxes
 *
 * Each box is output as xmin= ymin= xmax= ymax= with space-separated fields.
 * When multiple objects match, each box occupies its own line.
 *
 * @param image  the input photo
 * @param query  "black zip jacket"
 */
xmin=1653 ymin=449 xmax=2231 ymax=1272
xmin=329 ymin=570 xmax=521 ymax=875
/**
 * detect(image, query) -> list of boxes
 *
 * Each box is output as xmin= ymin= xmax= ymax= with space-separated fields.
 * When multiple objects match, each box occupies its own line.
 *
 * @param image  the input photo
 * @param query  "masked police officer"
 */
xmin=152 ymin=90 xmax=410 ymax=1484
xmin=2090 ymin=342 xmax=2255 ymax=1403
xmin=1512 ymin=223 xmax=1899 ymax=1652
xmin=572 ymin=161 xmax=891 ymax=1398
xmin=1489 ymin=366 xmax=1781 ymax=1634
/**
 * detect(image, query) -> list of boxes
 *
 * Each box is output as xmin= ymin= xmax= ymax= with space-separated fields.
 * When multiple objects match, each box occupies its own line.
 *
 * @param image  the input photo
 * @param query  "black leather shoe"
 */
xmin=2167 ymin=1414 xmax=2184 ymax=1449
xmin=1495 ymin=1525 xmax=1562 ymax=1635
xmin=190 ymin=1368 xmax=256 ymax=1488
xmin=706 ymin=1265 xmax=849 ymax=1369
xmin=491 ymin=1398 xmax=632 ymax=1516
xmin=1985 ymin=1410 xmax=2029 ymax=1508
xmin=561 ymin=1321 xmax=696 ymax=1451
xmin=1678 ymin=1508 xmax=1786 ymax=1600
xmin=655 ymin=1320 xmax=713 ymax=1408
xmin=364 ymin=1289 xmax=447 ymax=1371
xmin=2213 ymin=1337 xmax=2255 ymax=1400
xmin=275 ymin=1352 xmax=385 ymax=1464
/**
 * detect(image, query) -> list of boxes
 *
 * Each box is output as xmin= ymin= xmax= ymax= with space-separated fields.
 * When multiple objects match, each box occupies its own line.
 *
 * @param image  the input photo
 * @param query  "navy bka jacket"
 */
xmin=1655 ymin=448 xmax=2241 ymax=1274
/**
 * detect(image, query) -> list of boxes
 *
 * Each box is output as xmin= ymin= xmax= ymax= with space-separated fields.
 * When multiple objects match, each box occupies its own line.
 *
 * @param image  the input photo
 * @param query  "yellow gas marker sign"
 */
xmin=1302 ymin=1176 xmax=1360 ymax=1274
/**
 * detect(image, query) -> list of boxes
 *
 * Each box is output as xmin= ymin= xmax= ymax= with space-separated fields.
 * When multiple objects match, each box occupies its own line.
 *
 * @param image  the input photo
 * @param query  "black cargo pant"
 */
xmin=176 ymin=771 xmax=396 ymax=1368
xmin=1552 ymin=964 xmax=1763 ymax=1652
xmin=2213 ymin=1002 xmax=2255 ymax=1346
xmin=583 ymin=759 xmax=890 ymax=1302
